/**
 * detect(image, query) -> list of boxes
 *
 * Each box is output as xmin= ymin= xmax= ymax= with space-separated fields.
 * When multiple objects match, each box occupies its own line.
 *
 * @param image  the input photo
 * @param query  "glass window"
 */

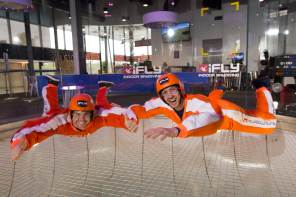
xmin=64 ymin=24 xmax=73 ymax=50
xmin=41 ymin=26 xmax=55 ymax=48
xmin=40 ymin=7 xmax=53 ymax=27
xmin=9 ymin=11 xmax=24 ymax=22
xmin=10 ymin=20 xmax=26 ymax=45
xmin=29 ymin=7 xmax=39 ymax=25
xmin=57 ymin=25 xmax=65 ymax=50
xmin=85 ymin=34 xmax=100 ymax=53
xmin=39 ymin=6 xmax=55 ymax=49
xmin=54 ymin=10 xmax=69 ymax=50
xmin=30 ymin=24 xmax=41 ymax=47
xmin=0 ymin=18 xmax=9 ymax=44
xmin=0 ymin=10 xmax=6 ymax=17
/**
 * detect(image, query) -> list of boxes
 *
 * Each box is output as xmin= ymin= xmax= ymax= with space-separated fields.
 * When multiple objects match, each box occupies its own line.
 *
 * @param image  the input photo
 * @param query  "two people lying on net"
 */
xmin=10 ymin=73 xmax=277 ymax=160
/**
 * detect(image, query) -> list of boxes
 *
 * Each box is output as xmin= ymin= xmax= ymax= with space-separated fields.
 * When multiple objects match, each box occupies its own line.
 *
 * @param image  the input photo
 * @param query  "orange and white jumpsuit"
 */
xmin=42 ymin=84 xmax=61 ymax=116
xmin=95 ymin=86 xmax=112 ymax=110
xmin=129 ymin=87 xmax=277 ymax=138
xmin=11 ymin=110 xmax=129 ymax=150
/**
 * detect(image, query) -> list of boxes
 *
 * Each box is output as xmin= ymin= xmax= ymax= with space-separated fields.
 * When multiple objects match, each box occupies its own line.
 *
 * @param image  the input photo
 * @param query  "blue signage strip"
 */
xmin=275 ymin=55 xmax=296 ymax=77
xmin=37 ymin=73 xmax=210 ymax=96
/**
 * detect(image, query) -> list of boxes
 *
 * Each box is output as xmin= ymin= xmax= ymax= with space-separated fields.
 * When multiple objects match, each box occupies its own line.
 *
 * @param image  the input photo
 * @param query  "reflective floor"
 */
xmin=0 ymin=117 xmax=295 ymax=197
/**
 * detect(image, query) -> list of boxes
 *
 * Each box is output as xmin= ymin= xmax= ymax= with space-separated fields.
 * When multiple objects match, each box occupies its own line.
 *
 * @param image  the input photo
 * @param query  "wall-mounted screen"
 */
xmin=162 ymin=22 xmax=191 ymax=43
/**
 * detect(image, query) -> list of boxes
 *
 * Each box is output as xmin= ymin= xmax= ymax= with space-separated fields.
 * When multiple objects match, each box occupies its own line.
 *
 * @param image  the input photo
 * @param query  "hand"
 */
xmin=124 ymin=115 xmax=138 ymax=133
xmin=11 ymin=137 xmax=27 ymax=161
xmin=144 ymin=127 xmax=179 ymax=141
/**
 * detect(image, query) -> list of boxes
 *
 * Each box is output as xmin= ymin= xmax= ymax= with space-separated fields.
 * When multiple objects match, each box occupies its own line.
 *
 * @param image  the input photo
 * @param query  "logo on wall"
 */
xmin=199 ymin=64 xmax=209 ymax=72
xmin=133 ymin=66 xmax=162 ymax=74
xmin=198 ymin=63 xmax=240 ymax=77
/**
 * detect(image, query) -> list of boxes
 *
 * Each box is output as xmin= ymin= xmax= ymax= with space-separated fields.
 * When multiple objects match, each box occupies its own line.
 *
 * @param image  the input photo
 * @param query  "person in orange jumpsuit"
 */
xmin=10 ymin=93 xmax=137 ymax=160
xmin=42 ymin=74 xmax=61 ymax=116
xmin=128 ymin=73 xmax=277 ymax=140
xmin=42 ymin=75 xmax=116 ymax=116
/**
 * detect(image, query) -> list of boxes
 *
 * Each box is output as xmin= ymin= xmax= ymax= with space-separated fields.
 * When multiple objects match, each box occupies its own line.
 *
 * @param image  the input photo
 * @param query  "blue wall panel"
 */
xmin=37 ymin=73 xmax=210 ymax=96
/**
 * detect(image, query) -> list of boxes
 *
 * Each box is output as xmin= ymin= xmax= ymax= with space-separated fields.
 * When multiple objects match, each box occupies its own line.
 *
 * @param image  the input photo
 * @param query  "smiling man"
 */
xmin=129 ymin=73 xmax=277 ymax=140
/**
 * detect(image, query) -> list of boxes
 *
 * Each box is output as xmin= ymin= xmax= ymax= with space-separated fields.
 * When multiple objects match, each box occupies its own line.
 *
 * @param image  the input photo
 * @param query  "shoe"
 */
xmin=44 ymin=74 xmax=59 ymax=86
xmin=252 ymin=76 xmax=270 ymax=89
xmin=98 ymin=80 xmax=114 ymax=88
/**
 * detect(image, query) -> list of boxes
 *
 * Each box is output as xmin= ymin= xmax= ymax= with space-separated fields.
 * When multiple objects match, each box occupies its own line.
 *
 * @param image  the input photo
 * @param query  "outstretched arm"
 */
xmin=10 ymin=113 xmax=68 ymax=160
xmin=96 ymin=111 xmax=138 ymax=133
xmin=144 ymin=112 xmax=222 ymax=140
xmin=128 ymin=97 xmax=171 ymax=120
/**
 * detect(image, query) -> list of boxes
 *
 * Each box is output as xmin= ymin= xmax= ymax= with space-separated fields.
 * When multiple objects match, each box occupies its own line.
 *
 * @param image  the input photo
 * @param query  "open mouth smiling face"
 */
xmin=161 ymin=86 xmax=182 ymax=109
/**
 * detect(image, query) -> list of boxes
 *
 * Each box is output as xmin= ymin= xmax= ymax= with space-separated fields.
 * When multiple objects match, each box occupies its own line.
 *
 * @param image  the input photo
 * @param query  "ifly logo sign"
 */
xmin=199 ymin=63 xmax=240 ymax=73
xmin=133 ymin=66 xmax=162 ymax=74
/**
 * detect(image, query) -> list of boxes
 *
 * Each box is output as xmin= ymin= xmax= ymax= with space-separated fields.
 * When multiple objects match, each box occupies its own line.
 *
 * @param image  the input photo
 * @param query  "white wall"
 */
xmin=151 ymin=2 xmax=249 ymax=69
xmin=150 ymin=1 xmax=296 ymax=72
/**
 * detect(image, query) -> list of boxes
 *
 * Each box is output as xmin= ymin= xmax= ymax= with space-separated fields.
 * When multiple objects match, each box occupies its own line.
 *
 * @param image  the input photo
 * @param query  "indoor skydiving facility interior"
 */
xmin=0 ymin=0 xmax=296 ymax=196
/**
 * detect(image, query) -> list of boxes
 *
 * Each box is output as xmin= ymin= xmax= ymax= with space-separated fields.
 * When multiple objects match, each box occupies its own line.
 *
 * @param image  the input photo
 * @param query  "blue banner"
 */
xmin=37 ymin=73 xmax=210 ymax=96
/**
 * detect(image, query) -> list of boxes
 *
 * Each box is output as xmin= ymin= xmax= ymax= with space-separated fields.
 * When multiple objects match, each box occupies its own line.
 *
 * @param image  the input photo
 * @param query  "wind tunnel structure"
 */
xmin=0 ymin=116 xmax=295 ymax=197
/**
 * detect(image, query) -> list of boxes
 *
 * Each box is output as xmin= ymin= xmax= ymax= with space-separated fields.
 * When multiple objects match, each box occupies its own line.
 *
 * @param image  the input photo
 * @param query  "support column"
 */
xmin=37 ymin=4 xmax=43 ymax=48
xmin=6 ymin=11 xmax=12 ymax=44
xmin=70 ymin=0 xmax=86 ymax=74
xmin=24 ymin=12 xmax=34 ymax=76
xmin=112 ymin=26 xmax=115 ymax=73
xmin=123 ymin=26 xmax=126 ymax=61
xmin=52 ymin=8 xmax=59 ymax=70
xmin=104 ymin=26 xmax=108 ymax=73
xmin=129 ymin=28 xmax=134 ymax=65
xmin=98 ymin=26 xmax=102 ymax=74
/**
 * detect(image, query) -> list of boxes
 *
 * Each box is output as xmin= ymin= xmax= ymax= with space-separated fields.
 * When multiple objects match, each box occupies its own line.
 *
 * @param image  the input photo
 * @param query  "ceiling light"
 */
xmin=13 ymin=36 xmax=20 ymax=43
xmin=283 ymin=29 xmax=289 ymax=35
xmin=167 ymin=28 xmax=175 ymax=37
xmin=265 ymin=28 xmax=279 ymax=36
xmin=143 ymin=3 xmax=149 ymax=7
xmin=171 ymin=1 xmax=175 ymax=6
xmin=103 ymin=7 xmax=108 ymax=14
xmin=121 ymin=16 xmax=129 ymax=22
xmin=108 ymin=2 xmax=114 ymax=7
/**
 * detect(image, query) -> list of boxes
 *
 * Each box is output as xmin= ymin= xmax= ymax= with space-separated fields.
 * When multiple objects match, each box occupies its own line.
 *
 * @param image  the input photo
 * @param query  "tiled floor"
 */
xmin=0 ymin=117 xmax=295 ymax=197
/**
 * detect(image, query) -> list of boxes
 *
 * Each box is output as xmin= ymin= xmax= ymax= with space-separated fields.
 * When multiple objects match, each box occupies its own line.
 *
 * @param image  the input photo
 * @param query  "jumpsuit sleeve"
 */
xmin=23 ymin=130 xmax=57 ymax=150
xmin=10 ymin=113 xmax=68 ymax=150
xmin=208 ymin=89 xmax=224 ymax=100
xmin=93 ymin=114 xmax=127 ymax=130
xmin=176 ymin=112 xmax=223 ymax=138
xmin=128 ymin=97 xmax=168 ymax=120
